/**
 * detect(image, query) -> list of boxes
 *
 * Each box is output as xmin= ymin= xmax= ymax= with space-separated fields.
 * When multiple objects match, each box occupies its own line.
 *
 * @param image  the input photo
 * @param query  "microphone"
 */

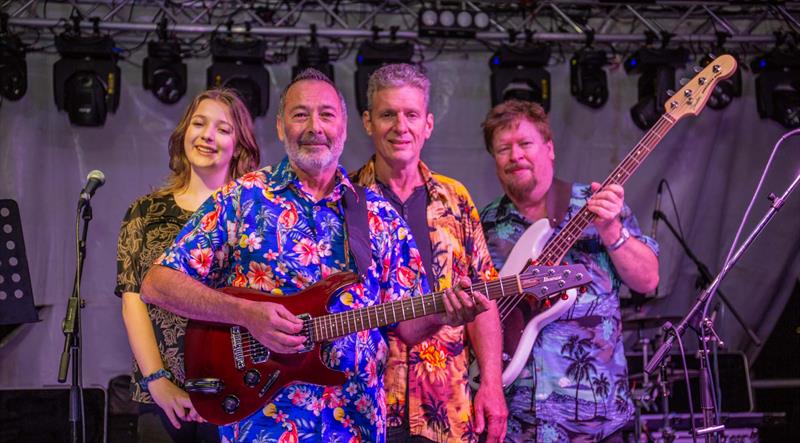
xmin=651 ymin=179 xmax=664 ymax=239
xmin=77 ymin=170 xmax=106 ymax=209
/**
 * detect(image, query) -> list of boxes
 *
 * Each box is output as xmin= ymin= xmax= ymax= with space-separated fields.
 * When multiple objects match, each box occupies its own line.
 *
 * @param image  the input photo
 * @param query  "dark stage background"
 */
xmin=0 ymin=46 xmax=798 ymax=435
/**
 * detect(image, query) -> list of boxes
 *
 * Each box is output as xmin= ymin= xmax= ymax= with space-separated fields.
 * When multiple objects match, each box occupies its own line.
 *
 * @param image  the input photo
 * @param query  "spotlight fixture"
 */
xmin=53 ymin=29 xmax=121 ymax=126
xmin=418 ymin=7 xmax=490 ymax=38
xmin=207 ymin=36 xmax=270 ymax=117
xmin=489 ymin=44 xmax=551 ymax=111
xmin=143 ymin=40 xmax=186 ymax=105
xmin=751 ymin=50 xmax=800 ymax=128
xmin=570 ymin=48 xmax=608 ymax=109
xmin=143 ymin=21 xmax=186 ymax=105
xmin=625 ymin=47 xmax=688 ymax=130
xmin=0 ymin=30 xmax=26 ymax=101
xmin=354 ymin=40 xmax=414 ymax=114
xmin=700 ymin=53 xmax=741 ymax=110
xmin=292 ymin=27 xmax=334 ymax=82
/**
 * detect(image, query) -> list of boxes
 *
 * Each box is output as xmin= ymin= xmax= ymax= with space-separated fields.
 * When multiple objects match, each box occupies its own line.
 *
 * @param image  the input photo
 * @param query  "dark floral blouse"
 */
xmin=115 ymin=192 xmax=193 ymax=403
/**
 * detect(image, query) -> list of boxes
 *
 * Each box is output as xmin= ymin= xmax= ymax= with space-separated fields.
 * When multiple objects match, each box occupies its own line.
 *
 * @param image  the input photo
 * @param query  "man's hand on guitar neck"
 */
xmin=439 ymin=276 xmax=492 ymax=327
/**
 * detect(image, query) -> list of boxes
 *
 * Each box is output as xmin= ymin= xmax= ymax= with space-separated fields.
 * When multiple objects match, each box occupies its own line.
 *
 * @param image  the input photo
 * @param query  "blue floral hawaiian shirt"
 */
xmin=159 ymin=157 xmax=427 ymax=443
xmin=480 ymin=183 xmax=658 ymax=442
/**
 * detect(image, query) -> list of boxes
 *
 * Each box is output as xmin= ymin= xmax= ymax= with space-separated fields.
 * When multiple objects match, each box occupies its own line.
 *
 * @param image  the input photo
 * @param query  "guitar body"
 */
xmin=184 ymin=272 xmax=359 ymax=425
xmin=468 ymin=219 xmax=579 ymax=389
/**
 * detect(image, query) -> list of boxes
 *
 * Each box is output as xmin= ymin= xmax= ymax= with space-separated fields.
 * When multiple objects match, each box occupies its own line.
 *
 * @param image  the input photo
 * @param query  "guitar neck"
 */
xmin=312 ymin=275 xmax=525 ymax=342
xmin=537 ymin=114 xmax=675 ymax=265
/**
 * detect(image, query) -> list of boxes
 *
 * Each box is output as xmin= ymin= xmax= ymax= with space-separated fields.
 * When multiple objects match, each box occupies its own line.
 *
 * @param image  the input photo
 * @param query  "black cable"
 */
xmin=671 ymin=324 xmax=697 ymax=443
xmin=661 ymin=180 xmax=686 ymax=241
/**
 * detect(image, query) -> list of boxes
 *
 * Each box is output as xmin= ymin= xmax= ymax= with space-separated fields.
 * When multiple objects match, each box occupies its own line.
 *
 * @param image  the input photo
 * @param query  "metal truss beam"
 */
xmin=3 ymin=1 xmax=800 ymax=54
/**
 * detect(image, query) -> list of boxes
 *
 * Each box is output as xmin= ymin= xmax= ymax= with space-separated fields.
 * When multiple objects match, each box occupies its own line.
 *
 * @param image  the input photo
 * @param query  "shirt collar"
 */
xmin=269 ymin=156 xmax=356 ymax=201
xmin=356 ymin=155 xmax=444 ymax=201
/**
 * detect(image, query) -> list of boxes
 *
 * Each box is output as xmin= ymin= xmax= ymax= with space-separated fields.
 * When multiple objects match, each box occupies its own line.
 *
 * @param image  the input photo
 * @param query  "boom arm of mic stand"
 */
xmin=654 ymin=210 xmax=762 ymax=346
xmin=648 ymin=172 xmax=800 ymax=374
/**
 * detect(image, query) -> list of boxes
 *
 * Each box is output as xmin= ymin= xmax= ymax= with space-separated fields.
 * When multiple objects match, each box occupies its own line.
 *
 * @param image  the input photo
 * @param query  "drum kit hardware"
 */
xmin=623 ymin=312 xmax=696 ymax=443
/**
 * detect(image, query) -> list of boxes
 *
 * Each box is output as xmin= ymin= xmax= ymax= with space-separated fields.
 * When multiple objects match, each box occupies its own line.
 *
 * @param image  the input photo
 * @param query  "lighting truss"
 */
xmin=3 ymin=1 xmax=800 ymax=54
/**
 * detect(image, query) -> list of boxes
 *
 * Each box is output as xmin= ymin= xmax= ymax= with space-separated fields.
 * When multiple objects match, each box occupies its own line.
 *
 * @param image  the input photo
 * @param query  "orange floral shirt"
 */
xmin=352 ymin=158 xmax=498 ymax=443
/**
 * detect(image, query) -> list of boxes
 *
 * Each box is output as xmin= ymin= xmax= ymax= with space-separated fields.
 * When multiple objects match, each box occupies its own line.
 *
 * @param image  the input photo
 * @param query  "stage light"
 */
xmin=354 ymin=40 xmax=414 ymax=114
xmin=53 ymin=31 xmax=121 ymax=126
xmin=418 ymin=7 xmax=490 ymax=39
xmin=700 ymin=53 xmax=741 ymax=110
xmin=489 ymin=44 xmax=551 ymax=111
xmin=143 ymin=39 xmax=186 ymax=105
xmin=0 ymin=31 xmax=26 ymax=101
xmin=570 ymin=49 xmax=608 ymax=109
xmin=292 ymin=28 xmax=334 ymax=82
xmin=207 ymin=36 xmax=269 ymax=117
xmin=625 ymin=47 xmax=688 ymax=130
xmin=752 ymin=51 xmax=800 ymax=128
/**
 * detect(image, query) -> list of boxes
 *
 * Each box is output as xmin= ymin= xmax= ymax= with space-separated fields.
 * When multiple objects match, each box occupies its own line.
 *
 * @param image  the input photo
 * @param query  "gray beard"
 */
xmin=285 ymin=138 xmax=345 ymax=173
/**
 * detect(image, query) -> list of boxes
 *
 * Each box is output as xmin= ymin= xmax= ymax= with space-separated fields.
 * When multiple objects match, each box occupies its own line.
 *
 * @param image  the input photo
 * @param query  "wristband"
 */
xmin=138 ymin=368 xmax=173 ymax=393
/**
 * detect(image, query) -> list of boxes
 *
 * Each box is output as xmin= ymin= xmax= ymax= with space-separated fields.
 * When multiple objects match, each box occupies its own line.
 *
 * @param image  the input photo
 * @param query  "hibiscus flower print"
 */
xmin=293 ymin=238 xmax=320 ymax=266
xmin=247 ymin=262 xmax=276 ymax=291
xmin=288 ymin=387 xmax=310 ymax=406
xmin=188 ymin=247 xmax=213 ymax=276
xmin=239 ymin=171 xmax=266 ymax=189
xmin=244 ymin=232 xmax=262 ymax=252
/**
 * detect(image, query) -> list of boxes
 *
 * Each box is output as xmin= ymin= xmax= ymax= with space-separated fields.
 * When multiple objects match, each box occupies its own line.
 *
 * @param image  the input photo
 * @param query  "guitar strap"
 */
xmin=341 ymin=184 xmax=371 ymax=283
xmin=546 ymin=178 xmax=573 ymax=228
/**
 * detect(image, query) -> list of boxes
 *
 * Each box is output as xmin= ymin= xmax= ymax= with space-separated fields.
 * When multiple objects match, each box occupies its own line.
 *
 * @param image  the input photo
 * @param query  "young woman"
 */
xmin=115 ymin=89 xmax=260 ymax=442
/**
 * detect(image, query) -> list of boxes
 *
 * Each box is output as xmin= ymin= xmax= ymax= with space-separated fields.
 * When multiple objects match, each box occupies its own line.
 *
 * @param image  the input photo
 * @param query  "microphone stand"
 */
xmin=646 ymin=170 xmax=800 ymax=440
xmin=652 ymin=210 xmax=762 ymax=346
xmin=58 ymin=201 xmax=93 ymax=443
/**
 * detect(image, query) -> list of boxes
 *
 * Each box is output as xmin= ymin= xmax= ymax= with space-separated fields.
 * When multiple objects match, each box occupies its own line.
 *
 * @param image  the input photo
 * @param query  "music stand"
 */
xmin=0 ymin=199 xmax=37 ymax=327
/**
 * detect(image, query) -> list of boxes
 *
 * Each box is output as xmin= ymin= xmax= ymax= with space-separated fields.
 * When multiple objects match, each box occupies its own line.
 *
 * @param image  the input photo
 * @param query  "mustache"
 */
xmin=504 ymin=164 xmax=532 ymax=174
xmin=298 ymin=134 xmax=331 ymax=146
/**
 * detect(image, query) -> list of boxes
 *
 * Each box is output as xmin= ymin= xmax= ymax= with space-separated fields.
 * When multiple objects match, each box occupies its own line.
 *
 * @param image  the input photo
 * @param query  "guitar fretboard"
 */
xmin=536 ymin=114 xmax=675 ymax=265
xmin=310 ymin=273 xmax=535 ymax=342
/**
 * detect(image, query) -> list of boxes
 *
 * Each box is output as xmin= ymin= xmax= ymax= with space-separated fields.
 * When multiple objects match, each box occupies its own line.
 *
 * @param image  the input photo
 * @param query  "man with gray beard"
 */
xmin=140 ymin=69 xmax=490 ymax=442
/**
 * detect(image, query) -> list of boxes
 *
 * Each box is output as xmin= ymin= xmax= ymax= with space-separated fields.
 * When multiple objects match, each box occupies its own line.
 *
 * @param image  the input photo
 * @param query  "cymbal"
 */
xmin=622 ymin=315 xmax=682 ymax=330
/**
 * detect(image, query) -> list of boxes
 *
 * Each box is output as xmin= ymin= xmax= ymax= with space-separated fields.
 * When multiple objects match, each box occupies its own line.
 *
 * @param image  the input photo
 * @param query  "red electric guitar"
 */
xmin=184 ymin=264 xmax=591 ymax=425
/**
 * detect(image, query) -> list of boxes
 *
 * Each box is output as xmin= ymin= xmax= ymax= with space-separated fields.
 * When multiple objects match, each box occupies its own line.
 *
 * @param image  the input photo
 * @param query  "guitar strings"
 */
xmin=494 ymin=115 xmax=673 ymax=321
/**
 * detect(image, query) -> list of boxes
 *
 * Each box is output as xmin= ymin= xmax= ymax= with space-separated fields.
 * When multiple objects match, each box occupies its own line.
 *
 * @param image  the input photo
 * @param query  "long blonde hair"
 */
xmin=160 ymin=88 xmax=260 ymax=194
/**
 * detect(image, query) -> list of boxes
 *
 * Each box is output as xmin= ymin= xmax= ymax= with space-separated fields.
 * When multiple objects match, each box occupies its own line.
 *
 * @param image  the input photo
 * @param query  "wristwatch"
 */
xmin=138 ymin=368 xmax=173 ymax=393
xmin=608 ymin=226 xmax=630 ymax=251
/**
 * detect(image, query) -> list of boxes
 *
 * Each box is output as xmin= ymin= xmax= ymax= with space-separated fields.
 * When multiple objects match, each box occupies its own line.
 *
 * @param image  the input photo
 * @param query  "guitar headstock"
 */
xmin=520 ymin=264 xmax=592 ymax=301
xmin=665 ymin=54 xmax=738 ymax=121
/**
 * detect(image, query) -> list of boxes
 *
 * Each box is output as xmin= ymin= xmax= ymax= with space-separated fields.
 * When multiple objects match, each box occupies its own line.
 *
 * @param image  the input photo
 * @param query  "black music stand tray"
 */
xmin=0 ymin=199 xmax=38 ymax=342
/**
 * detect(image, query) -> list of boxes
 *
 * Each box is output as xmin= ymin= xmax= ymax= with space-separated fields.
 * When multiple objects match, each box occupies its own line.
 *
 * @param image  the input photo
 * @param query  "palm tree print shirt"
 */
xmin=480 ymin=183 xmax=658 ymax=441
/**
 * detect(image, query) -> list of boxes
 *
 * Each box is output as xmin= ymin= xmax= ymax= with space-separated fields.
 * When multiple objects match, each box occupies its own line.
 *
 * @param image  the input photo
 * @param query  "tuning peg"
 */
xmin=579 ymin=286 xmax=588 ymax=294
xmin=666 ymin=89 xmax=675 ymax=97
xmin=542 ymin=299 xmax=552 ymax=309
xmin=708 ymin=52 xmax=717 ymax=60
xmin=560 ymin=292 xmax=569 ymax=301
xmin=679 ymin=78 xmax=689 ymax=86
xmin=693 ymin=65 xmax=702 ymax=73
